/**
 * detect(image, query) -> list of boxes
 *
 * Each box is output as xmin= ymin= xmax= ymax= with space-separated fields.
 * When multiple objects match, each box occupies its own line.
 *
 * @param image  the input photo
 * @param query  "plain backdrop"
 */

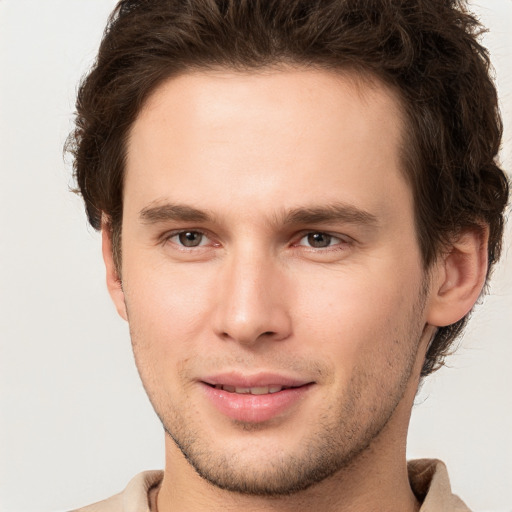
xmin=0 ymin=1 xmax=511 ymax=511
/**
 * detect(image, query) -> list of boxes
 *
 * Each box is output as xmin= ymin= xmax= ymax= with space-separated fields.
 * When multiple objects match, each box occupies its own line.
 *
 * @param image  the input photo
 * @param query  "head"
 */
xmin=69 ymin=0 xmax=508 ymax=377
xmin=68 ymin=0 xmax=509 ymax=498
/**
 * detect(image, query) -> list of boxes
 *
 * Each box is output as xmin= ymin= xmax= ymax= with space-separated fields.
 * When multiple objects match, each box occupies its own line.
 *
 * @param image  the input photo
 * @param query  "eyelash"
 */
xmin=162 ymin=229 xmax=352 ymax=252
xmin=163 ymin=230 xmax=216 ymax=250
xmin=293 ymin=232 xmax=350 ymax=250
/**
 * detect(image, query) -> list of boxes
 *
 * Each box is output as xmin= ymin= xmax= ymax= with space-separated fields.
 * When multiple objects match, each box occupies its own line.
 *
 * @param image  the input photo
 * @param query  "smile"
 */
xmin=211 ymin=384 xmax=293 ymax=394
xmin=201 ymin=376 xmax=314 ymax=423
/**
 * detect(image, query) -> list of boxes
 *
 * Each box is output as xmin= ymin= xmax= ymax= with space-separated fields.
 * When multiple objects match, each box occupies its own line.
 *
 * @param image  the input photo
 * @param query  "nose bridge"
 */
xmin=213 ymin=241 xmax=291 ymax=345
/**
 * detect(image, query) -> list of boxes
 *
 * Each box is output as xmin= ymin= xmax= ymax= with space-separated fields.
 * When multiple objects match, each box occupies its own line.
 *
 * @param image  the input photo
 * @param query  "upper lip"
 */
xmin=201 ymin=372 xmax=313 ymax=388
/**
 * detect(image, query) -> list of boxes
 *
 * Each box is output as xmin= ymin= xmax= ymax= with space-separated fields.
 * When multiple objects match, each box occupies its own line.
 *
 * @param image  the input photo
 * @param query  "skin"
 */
xmin=103 ymin=68 xmax=488 ymax=511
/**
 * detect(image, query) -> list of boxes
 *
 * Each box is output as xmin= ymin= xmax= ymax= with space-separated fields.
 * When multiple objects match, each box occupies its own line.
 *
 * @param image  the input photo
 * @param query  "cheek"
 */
xmin=291 ymin=265 xmax=423 ymax=357
xmin=123 ymin=262 xmax=218 ymax=359
xmin=125 ymin=248 xmax=217 ymax=310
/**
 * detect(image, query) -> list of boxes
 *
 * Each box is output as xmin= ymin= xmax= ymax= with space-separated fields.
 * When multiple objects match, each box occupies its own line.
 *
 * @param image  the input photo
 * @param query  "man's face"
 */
xmin=114 ymin=68 xmax=435 ymax=495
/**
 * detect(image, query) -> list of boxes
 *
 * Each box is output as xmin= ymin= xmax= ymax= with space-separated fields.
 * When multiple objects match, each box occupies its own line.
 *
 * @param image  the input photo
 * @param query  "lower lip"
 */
xmin=201 ymin=383 xmax=313 ymax=423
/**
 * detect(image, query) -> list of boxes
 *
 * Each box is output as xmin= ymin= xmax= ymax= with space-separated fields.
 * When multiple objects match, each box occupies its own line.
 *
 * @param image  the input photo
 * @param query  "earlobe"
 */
xmin=101 ymin=220 xmax=128 ymax=321
xmin=426 ymin=226 xmax=489 ymax=327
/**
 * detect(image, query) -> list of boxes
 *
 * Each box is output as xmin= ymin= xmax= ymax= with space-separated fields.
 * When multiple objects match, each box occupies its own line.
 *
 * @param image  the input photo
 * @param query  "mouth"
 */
xmin=200 ymin=375 xmax=314 ymax=423
xmin=206 ymin=384 xmax=298 ymax=395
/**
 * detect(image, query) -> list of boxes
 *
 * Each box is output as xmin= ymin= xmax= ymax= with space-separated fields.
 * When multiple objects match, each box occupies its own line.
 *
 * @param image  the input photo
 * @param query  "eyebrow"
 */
xmin=139 ymin=201 xmax=378 ymax=227
xmin=282 ymin=204 xmax=379 ymax=227
xmin=139 ymin=203 xmax=213 ymax=223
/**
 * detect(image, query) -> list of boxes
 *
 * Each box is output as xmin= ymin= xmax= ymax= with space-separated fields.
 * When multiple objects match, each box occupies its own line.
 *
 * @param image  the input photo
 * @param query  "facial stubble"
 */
xmin=128 ymin=285 xmax=429 ymax=497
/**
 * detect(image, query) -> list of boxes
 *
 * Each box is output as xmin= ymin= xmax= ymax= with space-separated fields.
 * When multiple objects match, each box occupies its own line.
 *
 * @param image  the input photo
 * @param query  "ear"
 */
xmin=101 ymin=221 xmax=128 ymax=321
xmin=426 ymin=226 xmax=489 ymax=327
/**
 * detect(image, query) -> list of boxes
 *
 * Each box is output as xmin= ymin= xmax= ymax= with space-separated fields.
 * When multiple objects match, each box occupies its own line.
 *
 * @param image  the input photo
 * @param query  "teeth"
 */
xmin=215 ymin=385 xmax=286 ymax=394
xmin=248 ymin=387 xmax=269 ymax=395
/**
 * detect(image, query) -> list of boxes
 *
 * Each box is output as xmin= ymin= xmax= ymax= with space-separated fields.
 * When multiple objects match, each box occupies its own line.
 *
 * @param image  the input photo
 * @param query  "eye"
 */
xmin=297 ymin=232 xmax=345 ymax=249
xmin=169 ymin=231 xmax=209 ymax=248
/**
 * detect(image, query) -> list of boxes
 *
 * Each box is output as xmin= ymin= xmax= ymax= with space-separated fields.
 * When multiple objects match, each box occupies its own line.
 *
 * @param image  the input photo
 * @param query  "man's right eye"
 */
xmin=168 ymin=231 xmax=208 ymax=248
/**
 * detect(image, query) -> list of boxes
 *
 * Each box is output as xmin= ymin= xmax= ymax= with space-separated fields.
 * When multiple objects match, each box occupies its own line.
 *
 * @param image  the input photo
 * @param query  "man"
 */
xmin=68 ymin=0 xmax=509 ymax=510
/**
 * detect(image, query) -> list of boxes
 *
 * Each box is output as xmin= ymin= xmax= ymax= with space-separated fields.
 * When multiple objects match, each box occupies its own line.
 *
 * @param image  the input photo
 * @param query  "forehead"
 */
xmin=125 ymin=67 xmax=409 ymax=224
xmin=133 ymin=67 xmax=404 ymax=148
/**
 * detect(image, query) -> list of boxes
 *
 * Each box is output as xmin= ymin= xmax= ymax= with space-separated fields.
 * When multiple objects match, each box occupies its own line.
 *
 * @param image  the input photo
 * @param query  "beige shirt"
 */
xmin=72 ymin=459 xmax=471 ymax=512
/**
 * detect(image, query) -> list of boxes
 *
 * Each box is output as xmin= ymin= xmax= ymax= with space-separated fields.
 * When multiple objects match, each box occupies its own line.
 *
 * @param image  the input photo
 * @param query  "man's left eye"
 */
xmin=297 ymin=232 xmax=343 ymax=248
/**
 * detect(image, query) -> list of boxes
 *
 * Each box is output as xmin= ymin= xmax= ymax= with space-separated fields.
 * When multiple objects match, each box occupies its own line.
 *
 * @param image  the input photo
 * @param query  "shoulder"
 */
xmin=71 ymin=492 xmax=123 ymax=512
xmin=409 ymin=459 xmax=471 ymax=512
xmin=70 ymin=470 xmax=163 ymax=512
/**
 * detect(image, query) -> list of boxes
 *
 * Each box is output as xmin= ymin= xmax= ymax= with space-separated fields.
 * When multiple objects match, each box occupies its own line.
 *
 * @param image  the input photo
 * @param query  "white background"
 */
xmin=0 ymin=1 xmax=510 ymax=511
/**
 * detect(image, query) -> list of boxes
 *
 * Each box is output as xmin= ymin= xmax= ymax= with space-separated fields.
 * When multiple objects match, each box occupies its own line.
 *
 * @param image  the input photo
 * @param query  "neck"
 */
xmin=156 ymin=443 xmax=419 ymax=512
xmin=156 ymin=408 xmax=420 ymax=512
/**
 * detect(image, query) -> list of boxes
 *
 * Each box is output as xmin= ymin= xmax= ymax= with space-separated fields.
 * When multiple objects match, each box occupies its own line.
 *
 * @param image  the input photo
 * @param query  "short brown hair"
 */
xmin=67 ymin=0 xmax=509 ymax=376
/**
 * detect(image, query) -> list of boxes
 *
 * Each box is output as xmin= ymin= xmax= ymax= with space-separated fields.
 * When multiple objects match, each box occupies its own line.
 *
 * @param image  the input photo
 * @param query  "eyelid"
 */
xmin=161 ymin=228 xmax=216 ymax=248
xmin=293 ymin=230 xmax=353 ymax=248
xmin=158 ymin=228 xmax=353 ymax=252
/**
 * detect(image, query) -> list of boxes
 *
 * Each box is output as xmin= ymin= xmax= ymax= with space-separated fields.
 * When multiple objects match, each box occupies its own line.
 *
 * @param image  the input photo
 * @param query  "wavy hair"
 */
xmin=67 ymin=0 xmax=509 ymax=376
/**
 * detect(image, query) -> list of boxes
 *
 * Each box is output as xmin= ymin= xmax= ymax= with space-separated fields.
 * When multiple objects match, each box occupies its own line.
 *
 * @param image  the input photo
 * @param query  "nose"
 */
xmin=213 ymin=249 xmax=292 ymax=346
